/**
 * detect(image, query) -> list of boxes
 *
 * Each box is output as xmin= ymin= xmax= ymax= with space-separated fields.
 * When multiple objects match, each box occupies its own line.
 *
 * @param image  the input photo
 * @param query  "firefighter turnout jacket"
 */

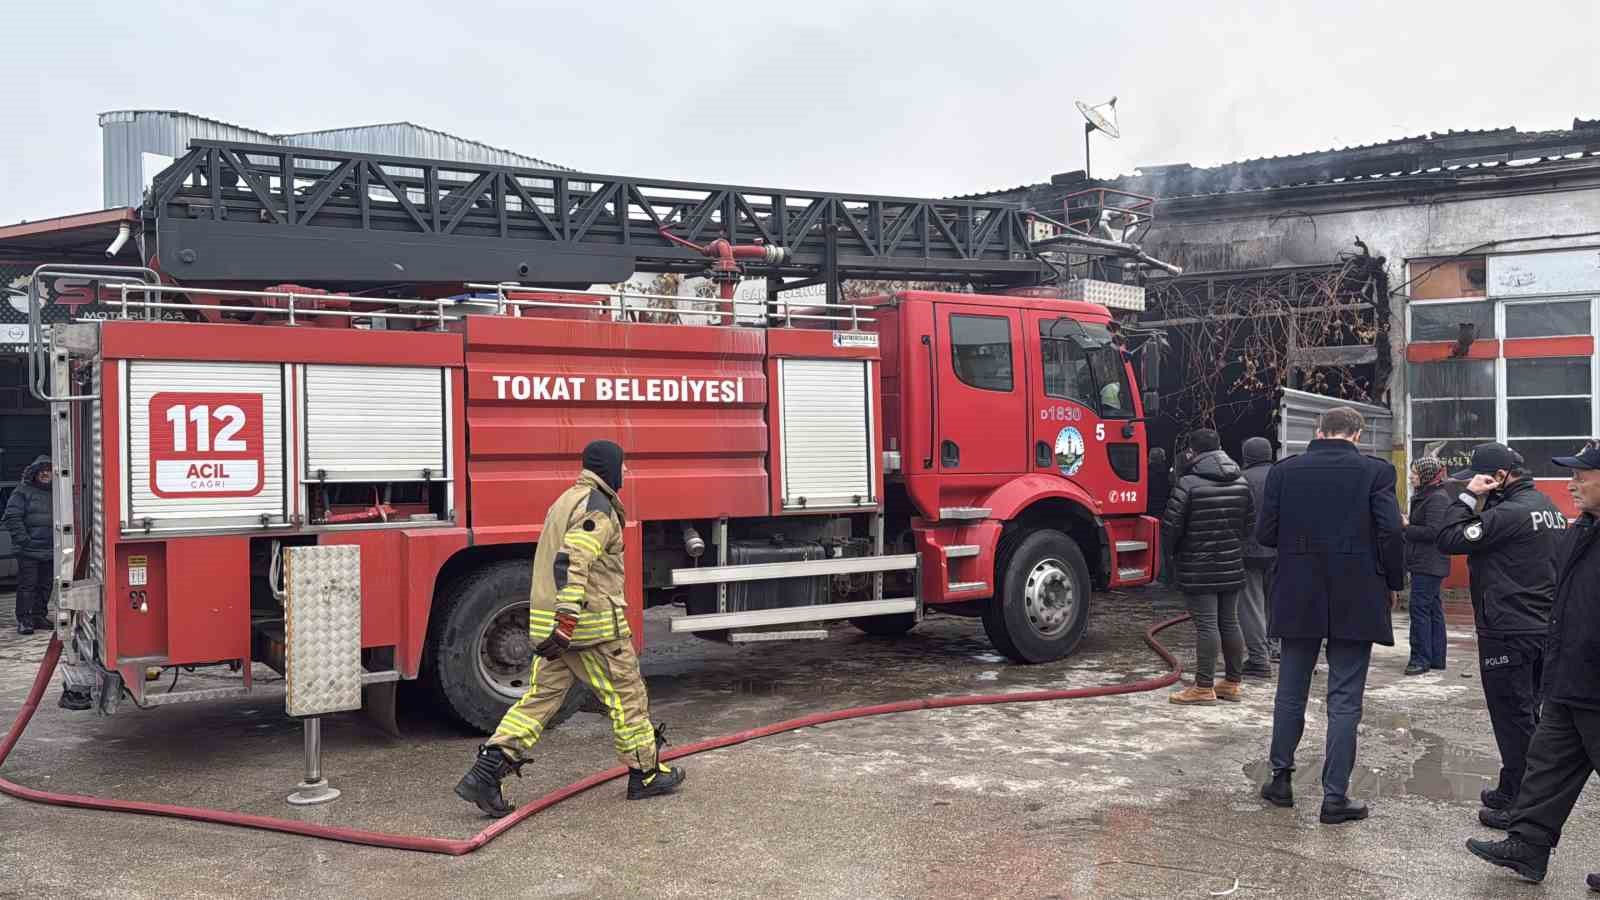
xmin=1436 ymin=478 xmax=1568 ymax=639
xmin=529 ymin=470 xmax=629 ymax=646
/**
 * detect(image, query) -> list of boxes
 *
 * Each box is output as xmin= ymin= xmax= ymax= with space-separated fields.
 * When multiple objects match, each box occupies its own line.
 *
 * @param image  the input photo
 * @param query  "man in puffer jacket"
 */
xmin=1239 ymin=437 xmax=1277 ymax=676
xmin=1161 ymin=429 xmax=1256 ymax=704
xmin=3 ymin=456 xmax=53 ymax=635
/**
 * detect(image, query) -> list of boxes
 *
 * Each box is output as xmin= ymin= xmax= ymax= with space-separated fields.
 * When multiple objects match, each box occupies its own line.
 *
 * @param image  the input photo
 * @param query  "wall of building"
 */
xmin=1137 ymin=175 xmax=1600 ymax=459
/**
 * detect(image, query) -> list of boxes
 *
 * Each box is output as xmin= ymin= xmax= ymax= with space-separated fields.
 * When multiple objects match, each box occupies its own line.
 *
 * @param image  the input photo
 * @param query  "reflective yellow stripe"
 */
xmin=565 ymin=532 xmax=604 ymax=557
xmin=581 ymin=653 xmax=630 ymax=745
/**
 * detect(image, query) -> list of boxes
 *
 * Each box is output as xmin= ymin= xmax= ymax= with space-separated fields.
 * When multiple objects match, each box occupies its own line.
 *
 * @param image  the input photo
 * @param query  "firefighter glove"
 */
xmin=535 ymin=612 xmax=578 ymax=660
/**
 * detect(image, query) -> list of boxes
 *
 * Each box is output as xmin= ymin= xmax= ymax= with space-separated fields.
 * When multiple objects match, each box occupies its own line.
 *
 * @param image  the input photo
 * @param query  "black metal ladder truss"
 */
xmin=147 ymin=140 xmax=1048 ymax=289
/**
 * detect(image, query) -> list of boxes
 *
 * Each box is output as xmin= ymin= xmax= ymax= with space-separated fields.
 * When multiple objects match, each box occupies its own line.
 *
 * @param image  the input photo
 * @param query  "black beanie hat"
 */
xmin=582 ymin=440 xmax=624 ymax=491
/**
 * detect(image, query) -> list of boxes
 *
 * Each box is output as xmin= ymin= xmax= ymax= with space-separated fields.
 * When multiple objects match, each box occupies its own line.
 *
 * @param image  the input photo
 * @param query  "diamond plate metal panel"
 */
xmin=284 ymin=545 xmax=363 ymax=717
xmin=1062 ymin=279 xmax=1146 ymax=312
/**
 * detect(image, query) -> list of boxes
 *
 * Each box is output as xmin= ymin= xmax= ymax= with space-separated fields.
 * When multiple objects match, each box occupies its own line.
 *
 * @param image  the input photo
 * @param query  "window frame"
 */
xmin=1405 ymin=294 xmax=1600 ymax=482
xmin=1497 ymin=298 xmax=1599 ymax=476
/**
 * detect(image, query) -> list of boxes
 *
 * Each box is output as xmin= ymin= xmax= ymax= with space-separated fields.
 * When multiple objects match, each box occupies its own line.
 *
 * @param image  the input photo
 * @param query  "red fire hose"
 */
xmin=0 ymin=615 xmax=1188 ymax=856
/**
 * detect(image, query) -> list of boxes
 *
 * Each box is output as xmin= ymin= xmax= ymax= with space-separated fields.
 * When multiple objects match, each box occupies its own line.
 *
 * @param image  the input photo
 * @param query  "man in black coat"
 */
xmin=1402 ymin=457 xmax=1454 ymax=675
xmin=1436 ymin=442 xmax=1568 ymax=820
xmin=1468 ymin=441 xmax=1600 ymax=888
xmin=1256 ymin=407 xmax=1404 ymax=825
xmin=3 ymin=455 xmax=53 ymax=635
xmin=1161 ymin=429 xmax=1255 ymax=704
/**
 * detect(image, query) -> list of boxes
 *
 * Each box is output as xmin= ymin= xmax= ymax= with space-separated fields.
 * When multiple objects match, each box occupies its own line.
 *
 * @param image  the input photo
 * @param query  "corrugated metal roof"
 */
xmin=99 ymin=110 xmax=569 ymax=209
xmin=959 ymin=118 xmax=1600 ymax=203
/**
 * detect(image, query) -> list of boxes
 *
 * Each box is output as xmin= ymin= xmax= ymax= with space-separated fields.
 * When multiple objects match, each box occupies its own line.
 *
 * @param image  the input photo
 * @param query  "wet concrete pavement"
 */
xmin=3 ymin=588 xmax=1599 ymax=898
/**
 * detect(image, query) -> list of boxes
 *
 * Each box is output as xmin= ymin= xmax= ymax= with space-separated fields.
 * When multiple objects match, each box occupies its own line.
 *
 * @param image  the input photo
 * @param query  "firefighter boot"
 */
xmin=627 ymin=763 xmax=686 ymax=800
xmin=627 ymin=723 xmax=685 ymax=800
xmin=454 ymin=745 xmax=520 ymax=818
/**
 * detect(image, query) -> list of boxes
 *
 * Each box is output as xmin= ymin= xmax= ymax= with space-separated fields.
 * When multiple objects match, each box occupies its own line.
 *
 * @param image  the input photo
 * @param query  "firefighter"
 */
xmin=1436 ymin=442 xmax=1568 ymax=820
xmin=454 ymin=440 xmax=684 ymax=817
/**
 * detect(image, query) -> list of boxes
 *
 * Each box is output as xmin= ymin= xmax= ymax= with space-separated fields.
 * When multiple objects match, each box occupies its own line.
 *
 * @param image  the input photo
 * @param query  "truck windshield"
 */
xmin=1040 ymin=319 xmax=1134 ymax=419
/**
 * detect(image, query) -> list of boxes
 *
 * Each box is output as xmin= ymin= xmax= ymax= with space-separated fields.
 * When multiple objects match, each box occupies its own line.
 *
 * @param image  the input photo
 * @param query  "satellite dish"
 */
xmin=1075 ymin=97 xmax=1120 ymax=139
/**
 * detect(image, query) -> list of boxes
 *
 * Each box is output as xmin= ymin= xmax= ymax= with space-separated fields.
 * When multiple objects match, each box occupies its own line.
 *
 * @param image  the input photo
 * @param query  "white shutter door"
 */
xmin=780 ymin=359 xmax=874 ymax=510
xmin=303 ymin=365 xmax=446 ymax=482
xmin=126 ymin=361 xmax=287 ymax=530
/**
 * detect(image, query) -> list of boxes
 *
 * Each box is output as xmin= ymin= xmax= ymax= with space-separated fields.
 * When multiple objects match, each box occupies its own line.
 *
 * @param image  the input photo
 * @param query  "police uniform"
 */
xmin=455 ymin=441 xmax=684 ymax=817
xmin=1437 ymin=444 xmax=1568 ymax=808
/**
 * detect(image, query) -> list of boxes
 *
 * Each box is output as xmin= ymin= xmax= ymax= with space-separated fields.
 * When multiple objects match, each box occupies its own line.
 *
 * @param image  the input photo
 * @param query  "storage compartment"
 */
xmin=778 ymin=358 xmax=875 ymax=510
xmin=686 ymin=537 xmax=829 ymax=614
xmin=300 ymin=364 xmax=448 ymax=482
xmin=124 ymin=360 xmax=288 ymax=531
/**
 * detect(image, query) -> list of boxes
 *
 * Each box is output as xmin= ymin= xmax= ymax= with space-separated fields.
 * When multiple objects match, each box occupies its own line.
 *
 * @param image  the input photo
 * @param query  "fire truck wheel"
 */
xmin=983 ymin=529 xmax=1092 ymax=664
xmin=424 ymin=560 xmax=590 ymax=734
xmin=850 ymin=613 xmax=919 ymax=637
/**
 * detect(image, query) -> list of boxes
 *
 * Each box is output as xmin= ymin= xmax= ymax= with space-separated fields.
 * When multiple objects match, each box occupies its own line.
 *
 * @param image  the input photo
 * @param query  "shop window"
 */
xmin=1506 ymin=355 xmax=1592 ymax=475
xmin=1411 ymin=439 xmax=1477 ymax=475
xmin=1408 ymin=360 xmax=1494 ymax=398
xmin=1510 ymin=439 xmax=1595 ymax=478
xmin=1505 ymin=300 xmax=1592 ymax=339
xmin=1412 ymin=400 xmax=1496 ymax=438
xmin=1506 ymin=357 xmax=1591 ymax=397
xmin=950 ymin=314 xmax=1013 ymax=392
xmin=1409 ymin=357 xmax=1497 ymax=474
xmin=1410 ymin=301 xmax=1495 ymax=342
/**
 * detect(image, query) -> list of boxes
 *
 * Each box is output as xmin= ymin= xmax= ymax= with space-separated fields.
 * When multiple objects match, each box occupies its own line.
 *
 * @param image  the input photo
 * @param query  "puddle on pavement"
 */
xmin=1244 ymin=721 xmax=1500 ymax=802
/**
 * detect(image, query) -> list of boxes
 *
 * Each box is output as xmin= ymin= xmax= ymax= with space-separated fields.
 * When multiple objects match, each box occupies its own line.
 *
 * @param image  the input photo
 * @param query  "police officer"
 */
xmin=1436 ymin=442 xmax=1568 ymax=822
xmin=1467 ymin=440 xmax=1600 ymax=887
xmin=454 ymin=440 xmax=685 ymax=817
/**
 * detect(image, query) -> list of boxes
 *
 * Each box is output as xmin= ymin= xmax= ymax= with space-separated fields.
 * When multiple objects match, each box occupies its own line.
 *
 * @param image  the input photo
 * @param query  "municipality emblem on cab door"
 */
xmin=1055 ymin=426 xmax=1086 ymax=477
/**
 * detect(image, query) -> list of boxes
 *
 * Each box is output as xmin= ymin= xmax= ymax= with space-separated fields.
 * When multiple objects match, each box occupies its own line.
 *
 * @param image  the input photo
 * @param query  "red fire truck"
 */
xmin=27 ymin=141 xmax=1168 ymax=733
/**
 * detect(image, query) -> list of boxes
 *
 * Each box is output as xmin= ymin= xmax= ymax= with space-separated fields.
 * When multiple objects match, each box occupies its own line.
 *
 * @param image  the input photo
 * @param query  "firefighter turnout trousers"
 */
xmin=487 ymin=637 xmax=659 ymax=771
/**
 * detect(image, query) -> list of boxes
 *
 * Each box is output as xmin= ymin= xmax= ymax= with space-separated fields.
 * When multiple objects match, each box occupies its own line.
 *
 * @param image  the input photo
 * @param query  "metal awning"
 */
xmin=0 ymin=208 xmax=139 ymax=264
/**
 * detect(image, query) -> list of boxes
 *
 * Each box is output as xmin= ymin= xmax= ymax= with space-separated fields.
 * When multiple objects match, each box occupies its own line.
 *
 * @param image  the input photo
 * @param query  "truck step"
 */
xmin=670 ymin=553 xmax=917 ymax=587
xmin=728 ymin=630 xmax=829 ymax=643
xmin=938 ymin=507 xmax=991 ymax=521
xmin=947 ymin=581 xmax=989 ymax=593
xmin=140 ymin=685 xmax=252 ymax=708
xmin=1115 ymin=540 xmax=1149 ymax=552
xmin=944 ymin=544 xmax=980 ymax=559
xmin=1117 ymin=567 xmax=1149 ymax=581
xmin=670 ymin=597 xmax=917 ymax=633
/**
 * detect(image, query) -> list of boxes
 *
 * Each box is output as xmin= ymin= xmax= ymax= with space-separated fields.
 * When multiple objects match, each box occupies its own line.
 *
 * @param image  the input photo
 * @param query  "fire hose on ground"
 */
xmin=0 ymin=614 xmax=1189 ymax=856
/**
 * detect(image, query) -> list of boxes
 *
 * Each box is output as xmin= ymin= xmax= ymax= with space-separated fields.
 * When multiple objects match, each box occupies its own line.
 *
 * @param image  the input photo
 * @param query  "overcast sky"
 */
xmin=4 ymin=1 xmax=1597 ymax=223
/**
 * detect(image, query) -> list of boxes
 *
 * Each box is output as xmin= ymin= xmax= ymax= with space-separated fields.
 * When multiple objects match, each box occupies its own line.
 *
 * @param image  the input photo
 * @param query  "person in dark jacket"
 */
xmin=1436 ymin=442 xmax=1568 ymax=819
xmin=1402 ymin=457 xmax=1453 ymax=675
xmin=1468 ymin=440 xmax=1600 ymax=888
xmin=1161 ymin=429 xmax=1255 ymax=705
xmin=3 ymin=455 xmax=53 ymax=635
xmin=1256 ymin=407 xmax=1403 ymax=825
xmin=1239 ymin=436 xmax=1276 ymax=677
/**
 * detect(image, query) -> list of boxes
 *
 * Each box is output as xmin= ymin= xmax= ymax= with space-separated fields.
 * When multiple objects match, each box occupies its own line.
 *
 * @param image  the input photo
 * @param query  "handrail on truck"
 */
xmin=27 ymin=264 xmax=161 ymax=403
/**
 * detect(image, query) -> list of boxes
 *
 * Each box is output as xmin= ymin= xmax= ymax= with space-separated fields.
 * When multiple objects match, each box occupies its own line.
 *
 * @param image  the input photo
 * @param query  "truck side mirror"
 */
xmin=1142 ymin=390 xmax=1160 ymax=418
xmin=1140 ymin=341 xmax=1161 ymax=389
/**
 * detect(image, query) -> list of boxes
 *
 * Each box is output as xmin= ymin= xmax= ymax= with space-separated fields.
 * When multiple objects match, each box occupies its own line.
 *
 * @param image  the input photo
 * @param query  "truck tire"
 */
xmin=982 ymin=529 xmax=1092 ymax=664
xmin=850 ymin=612 xmax=918 ymax=637
xmin=423 ymin=560 xmax=589 ymax=734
